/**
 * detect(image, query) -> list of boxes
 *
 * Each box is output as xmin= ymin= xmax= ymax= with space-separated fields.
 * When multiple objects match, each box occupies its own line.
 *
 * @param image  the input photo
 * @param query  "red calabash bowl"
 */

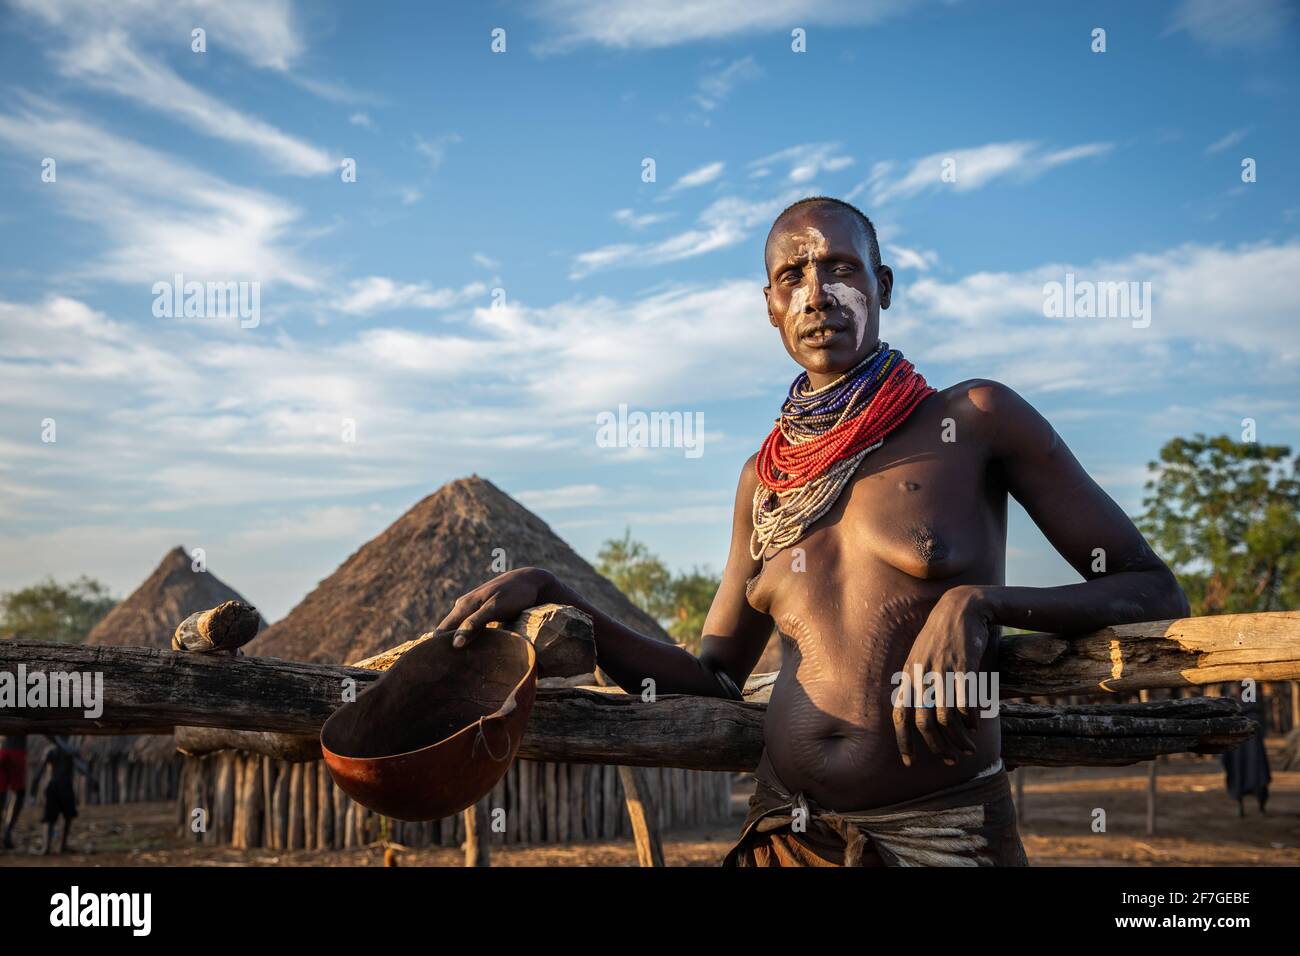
xmin=321 ymin=628 xmax=537 ymax=821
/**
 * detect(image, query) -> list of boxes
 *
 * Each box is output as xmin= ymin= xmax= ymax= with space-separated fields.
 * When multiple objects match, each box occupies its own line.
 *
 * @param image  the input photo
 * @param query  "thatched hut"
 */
xmin=68 ymin=546 xmax=264 ymax=805
xmin=182 ymin=476 xmax=733 ymax=851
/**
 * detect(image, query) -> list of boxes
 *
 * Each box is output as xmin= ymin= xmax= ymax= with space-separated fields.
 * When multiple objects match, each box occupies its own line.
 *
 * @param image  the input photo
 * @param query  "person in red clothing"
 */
xmin=0 ymin=734 xmax=29 ymax=850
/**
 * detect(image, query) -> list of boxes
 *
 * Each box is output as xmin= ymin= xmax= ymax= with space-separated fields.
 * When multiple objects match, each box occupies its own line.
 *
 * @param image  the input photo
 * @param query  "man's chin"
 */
xmin=794 ymin=346 xmax=861 ymax=378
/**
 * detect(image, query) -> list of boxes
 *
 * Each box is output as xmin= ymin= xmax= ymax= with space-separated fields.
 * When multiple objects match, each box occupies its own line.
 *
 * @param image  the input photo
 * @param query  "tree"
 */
xmin=1138 ymin=435 xmax=1300 ymax=615
xmin=596 ymin=529 xmax=675 ymax=621
xmin=596 ymin=530 xmax=721 ymax=653
xmin=664 ymin=567 xmax=720 ymax=652
xmin=0 ymin=576 xmax=117 ymax=643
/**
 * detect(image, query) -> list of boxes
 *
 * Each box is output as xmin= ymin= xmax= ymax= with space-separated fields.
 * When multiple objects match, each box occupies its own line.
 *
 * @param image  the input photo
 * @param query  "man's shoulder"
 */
xmin=925 ymin=379 xmax=1049 ymax=449
xmin=933 ymin=378 xmax=1034 ymax=423
xmin=931 ymin=378 xmax=1057 ymax=455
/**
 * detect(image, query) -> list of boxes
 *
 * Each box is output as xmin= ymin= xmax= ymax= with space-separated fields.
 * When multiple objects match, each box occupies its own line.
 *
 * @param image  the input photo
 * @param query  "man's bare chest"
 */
xmin=747 ymin=441 xmax=1006 ymax=613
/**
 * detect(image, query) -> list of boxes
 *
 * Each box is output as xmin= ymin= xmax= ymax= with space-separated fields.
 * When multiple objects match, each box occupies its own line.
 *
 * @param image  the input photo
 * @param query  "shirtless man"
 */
xmin=437 ymin=196 xmax=1188 ymax=866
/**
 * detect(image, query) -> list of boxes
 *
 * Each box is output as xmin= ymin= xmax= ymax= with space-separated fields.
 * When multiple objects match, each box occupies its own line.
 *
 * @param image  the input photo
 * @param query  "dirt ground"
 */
xmin=3 ymin=740 xmax=1297 ymax=867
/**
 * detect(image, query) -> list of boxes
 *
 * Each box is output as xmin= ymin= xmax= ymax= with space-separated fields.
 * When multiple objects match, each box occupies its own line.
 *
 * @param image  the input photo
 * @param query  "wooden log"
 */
xmin=507 ymin=761 xmax=520 ymax=844
xmin=172 ymin=600 xmax=261 ymax=654
xmin=1 ymin=613 xmax=1284 ymax=770
xmin=618 ymin=765 xmax=664 ymax=867
xmin=556 ymin=761 xmax=569 ymax=843
xmin=464 ymin=798 xmax=490 ymax=867
xmin=544 ymin=762 xmax=558 ymax=842
xmin=176 ymin=727 xmax=319 ymax=761
xmin=316 ymin=763 xmax=331 ymax=851
xmin=998 ymin=611 xmax=1300 ymax=696
xmin=568 ymin=764 xmax=584 ymax=842
xmin=303 ymin=760 xmax=318 ymax=850
xmin=601 ymin=764 xmax=617 ymax=839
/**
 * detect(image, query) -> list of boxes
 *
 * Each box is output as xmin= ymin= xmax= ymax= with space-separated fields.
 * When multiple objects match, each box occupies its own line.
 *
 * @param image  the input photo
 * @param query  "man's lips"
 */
xmin=800 ymin=324 xmax=847 ymax=346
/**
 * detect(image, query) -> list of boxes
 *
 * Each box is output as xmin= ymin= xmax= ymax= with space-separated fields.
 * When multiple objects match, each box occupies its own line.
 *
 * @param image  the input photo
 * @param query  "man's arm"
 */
xmin=893 ymin=381 xmax=1188 ymax=765
xmin=958 ymin=379 xmax=1188 ymax=631
xmin=28 ymin=754 xmax=49 ymax=794
xmin=436 ymin=456 xmax=774 ymax=698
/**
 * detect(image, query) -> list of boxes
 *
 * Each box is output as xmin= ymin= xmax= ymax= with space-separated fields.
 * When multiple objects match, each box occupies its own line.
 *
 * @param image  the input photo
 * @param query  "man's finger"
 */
xmin=453 ymin=595 xmax=502 ymax=646
xmin=914 ymin=708 xmax=954 ymax=764
xmin=936 ymin=705 xmax=976 ymax=756
xmin=892 ymin=705 xmax=913 ymax=767
xmin=435 ymin=595 xmax=477 ymax=635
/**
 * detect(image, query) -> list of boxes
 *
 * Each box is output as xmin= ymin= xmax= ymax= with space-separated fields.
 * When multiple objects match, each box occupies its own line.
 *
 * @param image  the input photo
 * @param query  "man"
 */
xmin=438 ymin=196 xmax=1188 ymax=866
xmin=0 ymin=733 xmax=27 ymax=849
xmin=29 ymin=735 xmax=94 ymax=855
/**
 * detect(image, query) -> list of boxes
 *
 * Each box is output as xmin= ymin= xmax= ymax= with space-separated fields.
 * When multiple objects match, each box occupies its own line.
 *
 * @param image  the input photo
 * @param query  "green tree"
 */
xmin=596 ymin=530 xmax=721 ymax=653
xmin=0 ymin=576 xmax=117 ymax=643
xmin=1138 ymin=435 xmax=1300 ymax=614
xmin=596 ymin=529 xmax=674 ymax=620
xmin=665 ymin=567 xmax=721 ymax=653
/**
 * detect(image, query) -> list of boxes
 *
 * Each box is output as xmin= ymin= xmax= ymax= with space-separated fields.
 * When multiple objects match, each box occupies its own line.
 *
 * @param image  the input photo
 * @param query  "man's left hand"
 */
xmin=892 ymin=586 xmax=992 ymax=766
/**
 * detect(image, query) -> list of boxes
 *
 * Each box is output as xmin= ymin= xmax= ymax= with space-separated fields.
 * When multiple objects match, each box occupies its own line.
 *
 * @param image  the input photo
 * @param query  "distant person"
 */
xmin=29 ymin=736 xmax=96 ymax=855
xmin=0 ymin=734 xmax=28 ymax=849
xmin=1222 ymin=695 xmax=1270 ymax=816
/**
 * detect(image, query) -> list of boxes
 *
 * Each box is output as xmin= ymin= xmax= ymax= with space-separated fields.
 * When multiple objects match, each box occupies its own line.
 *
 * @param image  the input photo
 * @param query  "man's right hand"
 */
xmin=435 ymin=566 xmax=558 ymax=647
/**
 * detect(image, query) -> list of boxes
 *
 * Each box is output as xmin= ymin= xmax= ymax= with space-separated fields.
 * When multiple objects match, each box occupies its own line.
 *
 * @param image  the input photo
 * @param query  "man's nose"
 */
xmin=804 ymin=270 xmax=831 ymax=311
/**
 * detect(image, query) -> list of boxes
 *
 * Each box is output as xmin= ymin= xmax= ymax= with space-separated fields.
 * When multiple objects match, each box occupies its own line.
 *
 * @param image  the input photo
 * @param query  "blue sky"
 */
xmin=0 ymin=0 xmax=1297 ymax=620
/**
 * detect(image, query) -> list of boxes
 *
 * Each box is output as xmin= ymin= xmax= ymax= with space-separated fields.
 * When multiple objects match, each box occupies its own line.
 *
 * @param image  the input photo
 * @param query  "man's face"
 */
xmin=763 ymin=207 xmax=893 ymax=386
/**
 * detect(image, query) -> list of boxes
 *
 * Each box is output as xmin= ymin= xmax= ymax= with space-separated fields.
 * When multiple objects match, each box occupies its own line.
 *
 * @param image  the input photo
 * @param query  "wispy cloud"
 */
xmin=862 ymin=140 xmax=1112 ymax=205
xmin=1205 ymin=127 xmax=1249 ymax=155
xmin=531 ymin=0 xmax=929 ymax=51
xmin=900 ymin=240 xmax=1300 ymax=389
xmin=1166 ymin=0 xmax=1298 ymax=51
xmin=669 ymin=161 xmax=726 ymax=192
xmin=572 ymin=189 xmax=807 ymax=278
xmin=0 ymin=101 xmax=318 ymax=287
xmin=11 ymin=0 xmax=337 ymax=176
xmin=695 ymin=56 xmax=762 ymax=111
xmin=415 ymin=132 xmax=463 ymax=170
xmin=749 ymin=143 xmax=854 ymax=183
xmin=336 ymin=278 xmax=487 ymax=315
xmin=613 ymin=209 xmax=675 ymax=230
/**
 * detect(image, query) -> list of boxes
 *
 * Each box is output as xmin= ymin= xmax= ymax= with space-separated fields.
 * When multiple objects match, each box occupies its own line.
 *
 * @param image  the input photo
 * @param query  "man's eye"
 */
xmin=781 ymin=272 xmax=801 ymax=284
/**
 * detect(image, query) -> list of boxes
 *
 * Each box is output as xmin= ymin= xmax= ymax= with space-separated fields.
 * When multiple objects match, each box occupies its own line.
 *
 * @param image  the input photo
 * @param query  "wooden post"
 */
xmin=617 ymin=765 xmax=665 ymax=867
xmin=463 ymin=797 xmax=491 ymax=867
xmin=1140 ymin=689 xmax=1157 ymax=835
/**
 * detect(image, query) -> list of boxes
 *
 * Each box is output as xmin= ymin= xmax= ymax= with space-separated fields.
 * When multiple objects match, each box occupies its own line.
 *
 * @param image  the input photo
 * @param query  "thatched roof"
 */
xmin=85 ymin=546 xmax=266 ymax=647
xmin=251 ymin=475 xmax=672 ymax=665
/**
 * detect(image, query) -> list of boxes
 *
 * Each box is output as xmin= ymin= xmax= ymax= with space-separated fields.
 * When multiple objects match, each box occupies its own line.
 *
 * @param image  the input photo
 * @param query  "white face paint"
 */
xmin=784 ymin=227 xmax=829 ymax=266
xmin=823 ymin=282 xmax=870 ymax=350
xmin=785 ymin=285 xmax=809 ymax=323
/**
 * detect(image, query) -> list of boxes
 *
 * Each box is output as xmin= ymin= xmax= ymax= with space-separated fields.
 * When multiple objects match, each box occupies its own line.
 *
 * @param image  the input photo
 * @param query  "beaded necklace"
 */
xmin=750 ymin=342 xmax=935 ymax=559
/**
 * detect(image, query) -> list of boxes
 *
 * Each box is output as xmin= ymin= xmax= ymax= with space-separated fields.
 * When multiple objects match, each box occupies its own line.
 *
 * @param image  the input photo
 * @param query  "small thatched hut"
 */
xmin=182 ymin=476 xmax=733 ymax=851
xmin=69 ymin=546 xmax=264 ymax=805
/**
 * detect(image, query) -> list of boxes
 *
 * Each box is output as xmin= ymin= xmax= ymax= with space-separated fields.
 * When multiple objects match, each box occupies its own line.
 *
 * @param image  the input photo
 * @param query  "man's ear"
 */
xmin=876 ymin=266 xmax=894 ymax=310
xmin=763 ymin=285 xmax=778 ymax=327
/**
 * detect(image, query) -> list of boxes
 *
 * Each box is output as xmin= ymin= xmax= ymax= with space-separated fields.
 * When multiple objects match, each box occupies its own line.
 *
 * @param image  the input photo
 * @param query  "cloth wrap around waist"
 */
xmin=723 ymin=750 xmax=1027 ymax=867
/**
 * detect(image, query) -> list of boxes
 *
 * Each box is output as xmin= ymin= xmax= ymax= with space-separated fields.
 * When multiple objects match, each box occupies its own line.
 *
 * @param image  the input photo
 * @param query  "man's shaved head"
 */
xmin=766 ymin=196 xmax=881 ymax=272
